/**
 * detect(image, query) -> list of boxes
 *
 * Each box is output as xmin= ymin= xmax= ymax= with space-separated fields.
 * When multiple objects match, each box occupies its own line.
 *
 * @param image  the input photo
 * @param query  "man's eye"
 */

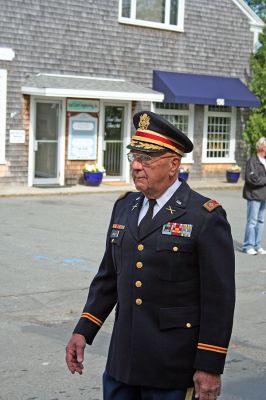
xmin=141 ymin=155 xmax=150 ymax=161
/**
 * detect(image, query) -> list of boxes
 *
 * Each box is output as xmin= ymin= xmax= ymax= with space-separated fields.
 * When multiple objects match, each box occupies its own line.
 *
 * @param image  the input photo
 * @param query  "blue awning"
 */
xmin=153 ymin=70 xmax=260 ymax=108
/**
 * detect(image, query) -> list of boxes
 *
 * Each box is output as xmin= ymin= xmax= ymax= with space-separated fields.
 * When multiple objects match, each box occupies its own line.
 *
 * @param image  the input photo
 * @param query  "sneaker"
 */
xmin=245 ymin=248 xmax=257 ymax=255
xmin=257 ymin=248 xmax=266 ymax=255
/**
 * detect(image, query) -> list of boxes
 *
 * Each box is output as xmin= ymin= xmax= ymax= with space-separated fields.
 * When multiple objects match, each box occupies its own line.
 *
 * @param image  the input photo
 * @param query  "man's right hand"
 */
xmin=65 ymin=333 xmax=86 ymax=374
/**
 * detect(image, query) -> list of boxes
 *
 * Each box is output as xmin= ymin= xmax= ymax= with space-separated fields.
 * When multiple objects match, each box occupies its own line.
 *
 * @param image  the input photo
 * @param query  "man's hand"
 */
xmin=65 ymin=333 xmax=86 ymax=374
xmin=193 ymin=370 xmax=221 ymax=400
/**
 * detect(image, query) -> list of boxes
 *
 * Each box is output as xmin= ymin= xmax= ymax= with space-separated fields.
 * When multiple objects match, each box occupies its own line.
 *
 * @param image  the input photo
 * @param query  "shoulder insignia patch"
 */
xmin=203 ymin=199 xmax=221 ymax=212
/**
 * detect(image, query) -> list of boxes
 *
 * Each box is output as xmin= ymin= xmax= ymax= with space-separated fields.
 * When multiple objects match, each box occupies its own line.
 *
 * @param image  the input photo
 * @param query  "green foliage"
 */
xmin=244 ymin=26 xmax=266 ymax=155
xmin=245 ymin=0 xmax=266 ymax=21
xmin=250 ymin=28 xmax=266 ymax=110
xmin=243 ymin=113 xmax=266 ymax=153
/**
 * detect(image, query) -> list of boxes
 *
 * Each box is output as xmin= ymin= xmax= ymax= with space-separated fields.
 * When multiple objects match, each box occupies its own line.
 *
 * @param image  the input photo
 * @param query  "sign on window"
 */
xmin=68 ymin=113 xmax=97 ymax=160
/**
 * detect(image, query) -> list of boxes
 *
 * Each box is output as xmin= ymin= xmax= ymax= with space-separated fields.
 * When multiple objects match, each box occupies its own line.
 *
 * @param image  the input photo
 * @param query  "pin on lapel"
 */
xmin=132 ymin=203 xmax=138 ymax=211
xmin=176 ymin=199 xmax=182 ymax=205
xmin=166 ymin=205 xmax=176 ymax=215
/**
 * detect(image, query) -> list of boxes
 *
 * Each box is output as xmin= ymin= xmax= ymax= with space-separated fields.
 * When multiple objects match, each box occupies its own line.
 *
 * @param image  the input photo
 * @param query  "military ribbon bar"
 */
xmin=112 ymin=224 xmax=125 ymax=229
xmin=162 ymin=222 xmax=193 ymax=237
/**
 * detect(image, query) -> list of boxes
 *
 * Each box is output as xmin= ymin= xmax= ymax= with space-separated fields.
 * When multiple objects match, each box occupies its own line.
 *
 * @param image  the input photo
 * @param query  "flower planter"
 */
xmin=226 ymin=171 xmax=240 ymax=183
xmin=83 ymin=172 xmax=103 ymax=186
xmin=178 ymin=171 xmax=189 ymax=181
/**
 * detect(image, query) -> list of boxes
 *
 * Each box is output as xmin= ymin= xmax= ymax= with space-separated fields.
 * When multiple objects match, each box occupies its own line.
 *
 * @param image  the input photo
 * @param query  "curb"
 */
xmin=0 ymin=180 xmax=244 ymax=198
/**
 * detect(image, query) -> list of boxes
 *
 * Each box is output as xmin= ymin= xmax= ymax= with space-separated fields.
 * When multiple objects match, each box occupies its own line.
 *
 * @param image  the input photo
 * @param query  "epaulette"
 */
xmin=203 ymin=199 xmax=221 ymax=212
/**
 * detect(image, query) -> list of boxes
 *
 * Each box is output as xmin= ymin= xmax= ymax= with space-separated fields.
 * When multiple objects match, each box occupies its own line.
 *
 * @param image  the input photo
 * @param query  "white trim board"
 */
xmin=0 ymin=47 xmax=15 ymax=61
xmin=0 ymin=70 xmax=7 ymax=163
xmin=21 ymin=87 xmax=164 ymax=102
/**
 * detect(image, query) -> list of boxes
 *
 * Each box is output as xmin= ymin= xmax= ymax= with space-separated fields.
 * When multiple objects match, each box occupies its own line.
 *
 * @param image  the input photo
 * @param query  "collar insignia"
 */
xmin=132 ymin=203 xmax=139 ymax=211
xmin=176 ymin=199 xmax=182 ymax=205
xmin=166 ymin=205 xmax=176 ymax=215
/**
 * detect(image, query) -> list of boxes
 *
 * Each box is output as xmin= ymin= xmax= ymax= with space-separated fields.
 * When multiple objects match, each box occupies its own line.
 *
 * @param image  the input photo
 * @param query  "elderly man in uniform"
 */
xmin=66 ymin=111 xmax=235 ymax=400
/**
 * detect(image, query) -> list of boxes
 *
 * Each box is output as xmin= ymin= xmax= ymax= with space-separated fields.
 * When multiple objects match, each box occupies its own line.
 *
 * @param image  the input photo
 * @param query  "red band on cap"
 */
xmin=135 ymin=130 xmax=185 ymax=152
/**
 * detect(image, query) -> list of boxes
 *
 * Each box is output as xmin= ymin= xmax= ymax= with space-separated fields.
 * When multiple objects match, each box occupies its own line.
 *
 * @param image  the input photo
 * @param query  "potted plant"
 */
xmin=83 ymin=163 xmax=105 ymax=186
xmin=226 ymin=165 xmax=241 ymax=183
xmin=178 ymin=166 xmax=190 ymax=181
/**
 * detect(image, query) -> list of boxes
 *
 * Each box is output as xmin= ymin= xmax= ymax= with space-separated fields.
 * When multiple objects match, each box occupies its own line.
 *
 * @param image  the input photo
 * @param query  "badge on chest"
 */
xmin=162 ymin=222 xmax=193 ymax=237
xmin=111 ymin=224 xmax=125 ymax=238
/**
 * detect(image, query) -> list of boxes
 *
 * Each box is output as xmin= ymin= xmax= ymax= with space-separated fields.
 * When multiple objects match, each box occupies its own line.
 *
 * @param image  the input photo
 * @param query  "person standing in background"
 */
xmin=242 ymin=137 xmax=266 ymax=255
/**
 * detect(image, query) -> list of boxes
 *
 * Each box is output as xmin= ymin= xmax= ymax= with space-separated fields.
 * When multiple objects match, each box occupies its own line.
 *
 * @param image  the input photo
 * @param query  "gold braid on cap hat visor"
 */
xmin=132 ymin=129 xmax=185 ymax=157
xmin=128 ymin=140 xmax=166 ymax=151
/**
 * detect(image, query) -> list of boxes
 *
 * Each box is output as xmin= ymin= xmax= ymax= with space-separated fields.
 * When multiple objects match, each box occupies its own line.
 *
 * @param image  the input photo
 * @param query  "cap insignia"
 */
xmin=139 ymin=113 xmax=150 ymax=130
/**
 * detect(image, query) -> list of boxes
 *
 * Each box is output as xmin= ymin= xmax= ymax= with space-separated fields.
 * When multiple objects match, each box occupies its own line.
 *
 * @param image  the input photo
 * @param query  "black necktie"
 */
xmin=138 ymin=199 xmax=157 ymax=237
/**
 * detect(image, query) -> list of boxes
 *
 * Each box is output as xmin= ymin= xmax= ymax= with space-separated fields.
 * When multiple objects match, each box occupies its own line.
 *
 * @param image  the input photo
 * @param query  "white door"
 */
xmin=33 ymin=100 xmax=61 ymax=185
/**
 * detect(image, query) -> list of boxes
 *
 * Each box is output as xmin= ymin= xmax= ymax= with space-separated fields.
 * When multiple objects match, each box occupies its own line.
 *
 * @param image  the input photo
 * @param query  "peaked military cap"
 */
xmin=127 ymin=110 xmax=193 ymax=156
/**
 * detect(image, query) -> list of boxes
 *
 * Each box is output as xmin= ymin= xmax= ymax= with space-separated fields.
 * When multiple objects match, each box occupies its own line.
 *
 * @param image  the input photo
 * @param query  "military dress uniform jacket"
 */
xmin=74 ymin=181 xmax=235 ymax=389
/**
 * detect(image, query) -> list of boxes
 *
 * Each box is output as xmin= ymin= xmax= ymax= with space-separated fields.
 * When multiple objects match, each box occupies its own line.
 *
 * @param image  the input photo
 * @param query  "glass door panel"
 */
xmin=104 ymin=106 xmax=124 ymax=176
xmin=34 ymin=102 xmax=59 ymax=181
xmin=35 ymin=142 xmax=58 ymax=178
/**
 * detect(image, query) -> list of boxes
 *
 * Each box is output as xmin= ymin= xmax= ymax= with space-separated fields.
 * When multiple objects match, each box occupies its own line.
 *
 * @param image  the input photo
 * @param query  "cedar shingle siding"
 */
xmin=0 ymin=0 xmax=260 ymax=184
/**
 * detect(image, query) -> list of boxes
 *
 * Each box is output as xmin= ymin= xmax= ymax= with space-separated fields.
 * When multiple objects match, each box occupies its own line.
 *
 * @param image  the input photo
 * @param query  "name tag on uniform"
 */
xmin=111 ymin=229 xmax=120 ymax=238
xmin=162 ymin=223 xmax=193 ymax=237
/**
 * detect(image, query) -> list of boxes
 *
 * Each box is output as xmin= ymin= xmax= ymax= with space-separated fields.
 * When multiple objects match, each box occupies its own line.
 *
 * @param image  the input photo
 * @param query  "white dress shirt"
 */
xmin=138 ymin=178 xmax=182 ymax=224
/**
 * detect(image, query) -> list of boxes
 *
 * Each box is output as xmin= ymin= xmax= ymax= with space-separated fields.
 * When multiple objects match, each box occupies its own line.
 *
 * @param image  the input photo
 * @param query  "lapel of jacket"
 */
xmin=138 ymin=182 xmax=191 ymax=240
xmin=127 ymin=192 xmax=144 ymax=241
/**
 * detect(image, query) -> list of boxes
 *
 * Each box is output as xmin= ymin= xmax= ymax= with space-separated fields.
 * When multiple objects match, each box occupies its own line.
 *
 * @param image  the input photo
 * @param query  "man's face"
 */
xmin=262 ymin=142 xmax=266 ymax=156
xmin=129 ymin=151 xmax=181 ymax=198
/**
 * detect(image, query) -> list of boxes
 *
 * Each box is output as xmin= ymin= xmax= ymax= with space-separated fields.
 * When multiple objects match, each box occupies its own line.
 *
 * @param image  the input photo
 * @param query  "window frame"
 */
xmin=155 ymin=103 xmax=194 ymax=163
xmin=202 ymin=105 xmax=236 ymax=163
xmin=0 ymin=69 xmax=7 ymax=164
xmin=118 ymin=0 xmax=185 ymax=32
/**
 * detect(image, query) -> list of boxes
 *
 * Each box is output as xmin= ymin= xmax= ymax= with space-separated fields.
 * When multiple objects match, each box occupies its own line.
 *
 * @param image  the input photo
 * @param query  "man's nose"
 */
xmin=131 ymin=158 xmax=143 ymax=168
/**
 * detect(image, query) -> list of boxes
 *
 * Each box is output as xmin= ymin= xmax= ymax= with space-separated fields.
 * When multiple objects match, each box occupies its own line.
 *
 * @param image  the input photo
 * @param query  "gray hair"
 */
xmin=256 ymin=137 xmax=266 ymax=152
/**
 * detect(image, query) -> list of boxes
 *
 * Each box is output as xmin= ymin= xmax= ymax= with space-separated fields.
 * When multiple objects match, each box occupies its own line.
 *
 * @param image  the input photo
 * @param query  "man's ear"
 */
xmin=169 ymin=156 xmax=181 ymax=177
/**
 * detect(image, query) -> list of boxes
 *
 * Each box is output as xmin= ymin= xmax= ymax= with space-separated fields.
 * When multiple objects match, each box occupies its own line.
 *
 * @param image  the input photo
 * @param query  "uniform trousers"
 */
xmin=103 ymin=370 xmax=195 ymax=400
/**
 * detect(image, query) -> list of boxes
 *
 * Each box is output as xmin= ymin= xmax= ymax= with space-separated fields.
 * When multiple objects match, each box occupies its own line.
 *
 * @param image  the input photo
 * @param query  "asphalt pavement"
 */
xmin=0 ymin=188 xmax=265 ymax=400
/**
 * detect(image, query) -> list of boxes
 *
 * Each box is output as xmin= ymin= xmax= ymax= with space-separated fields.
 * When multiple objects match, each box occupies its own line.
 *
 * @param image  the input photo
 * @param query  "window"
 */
xmin=0 ymin=69 xmax=7 ymax=164
xmin=155 ymin=103 xmax=194 ymax=162
xmin=202 ymin=105 xmax=236 ymax=163
xmin=119 ymin=0 xmax=185 ymax=32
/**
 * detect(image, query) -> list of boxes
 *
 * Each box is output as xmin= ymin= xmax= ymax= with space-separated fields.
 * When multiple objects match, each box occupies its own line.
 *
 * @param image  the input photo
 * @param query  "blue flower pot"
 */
xmin=178 ymin=171 xmax=189 ymax=181
xmin=226 ymin=171 xmax=240 ymax=183
xmin=83 ymin=172 xmax=103 ymax=186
